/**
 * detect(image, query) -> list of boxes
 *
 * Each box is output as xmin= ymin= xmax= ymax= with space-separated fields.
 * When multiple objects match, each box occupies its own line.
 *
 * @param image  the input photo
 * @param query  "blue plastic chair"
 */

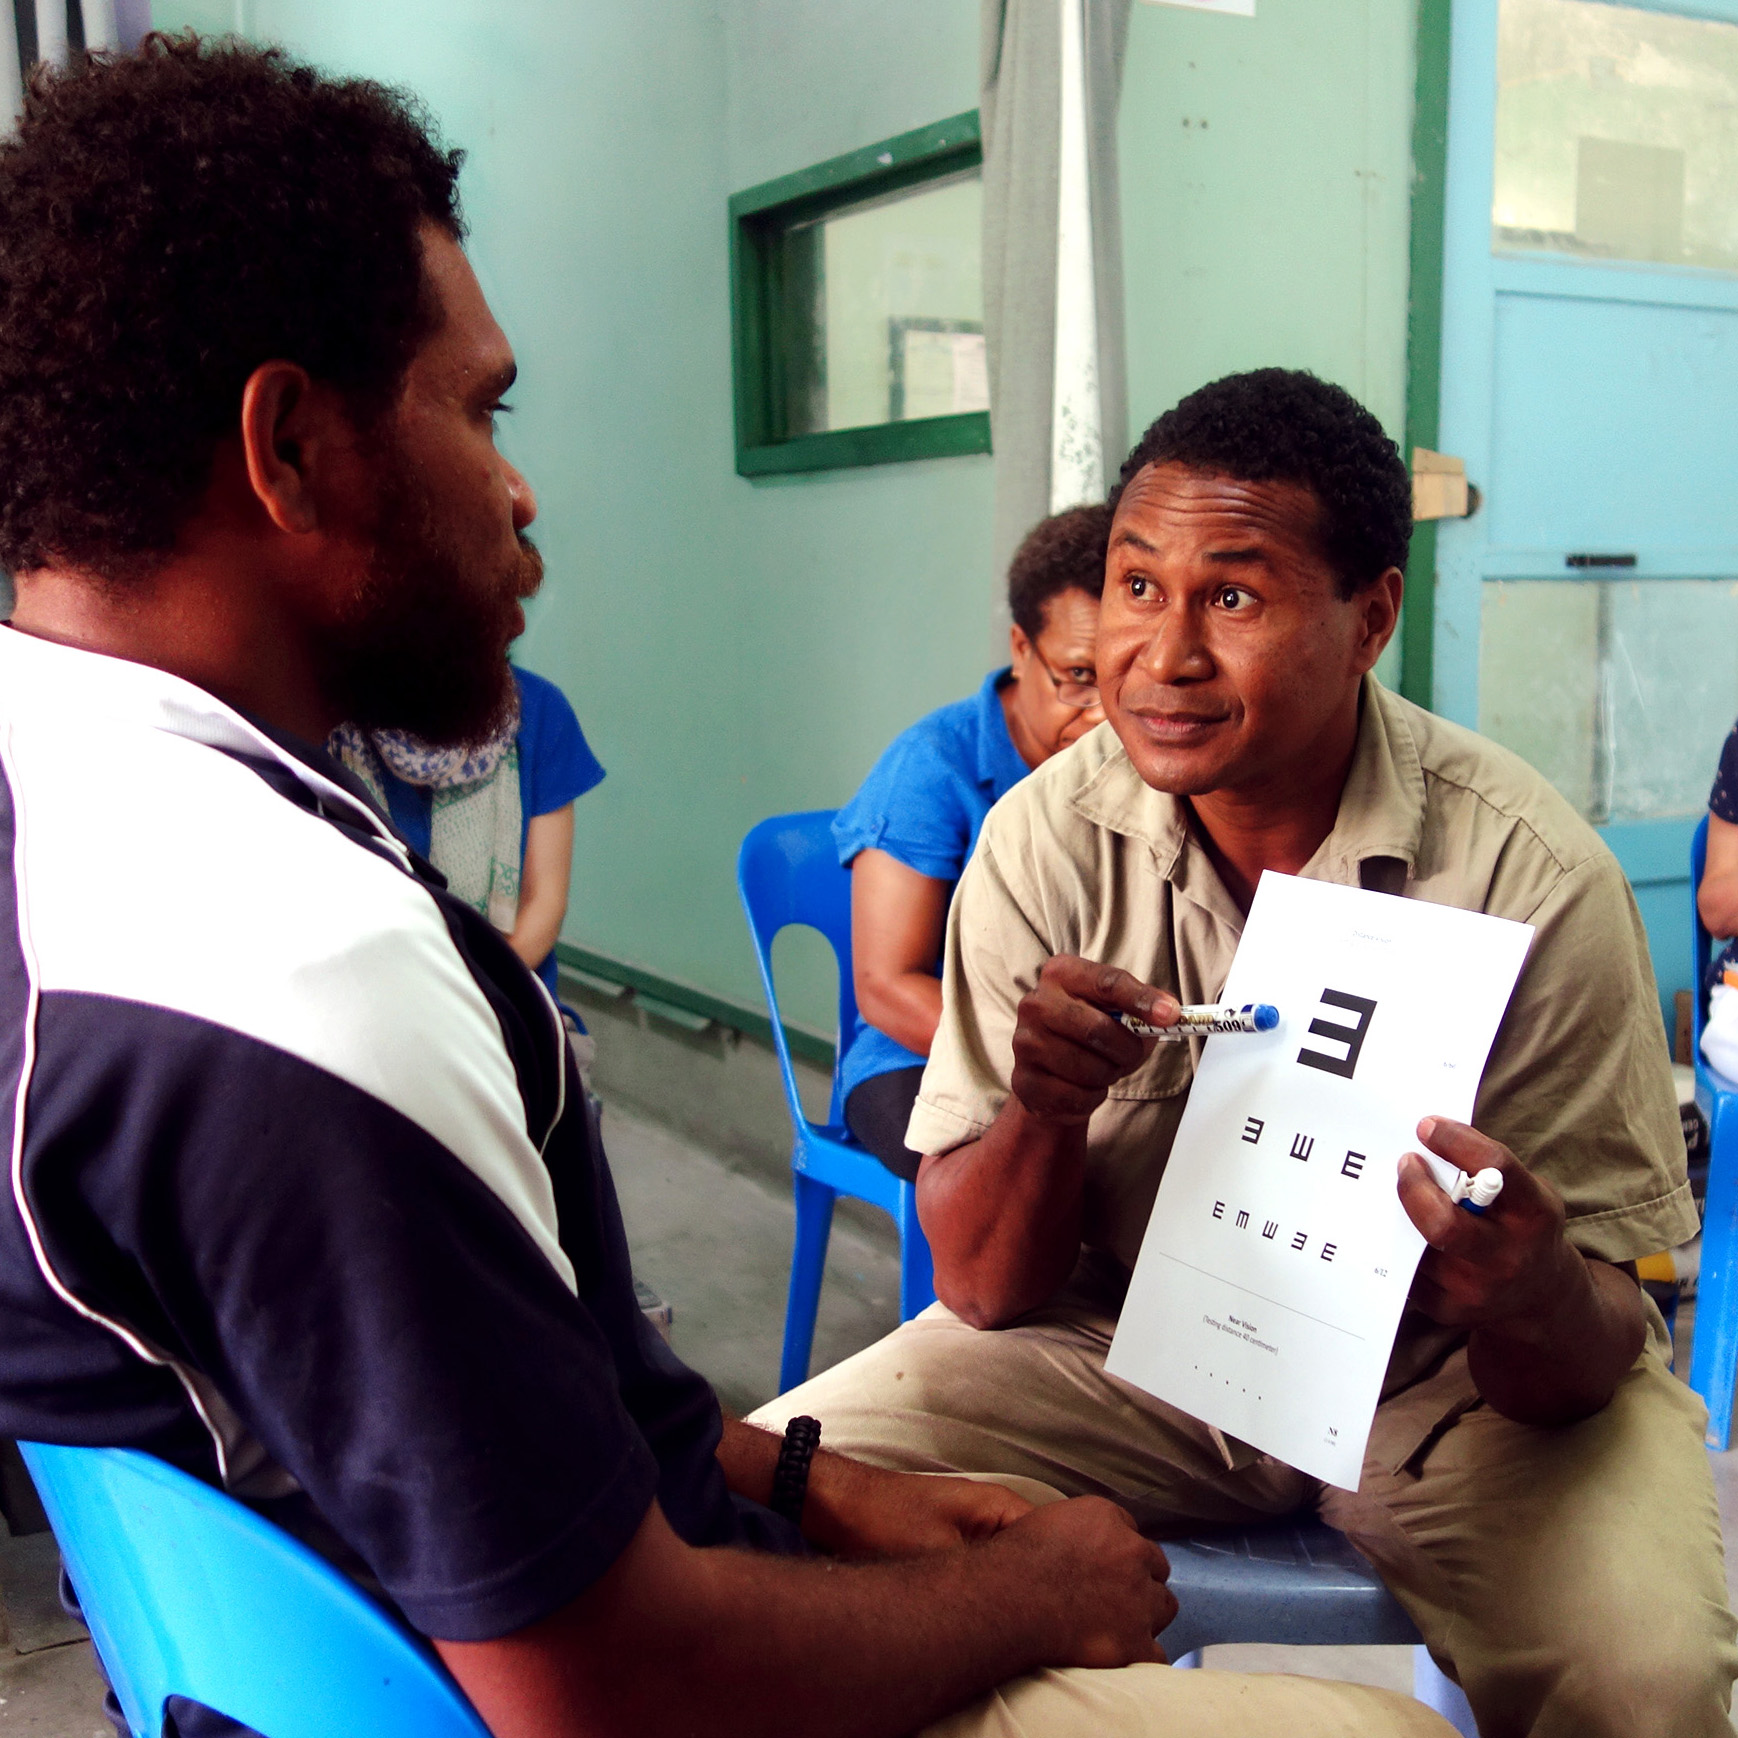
xmin=1166 ymin=1520 xmax=1477 ymax=1734
xmin=18 ymin=1442 xmax=489 ymax=1738
xmin=1688 ymin=815 xmax=1738 ymax=1449
xmin=738 ymin=811 xmax=936 ymax=1393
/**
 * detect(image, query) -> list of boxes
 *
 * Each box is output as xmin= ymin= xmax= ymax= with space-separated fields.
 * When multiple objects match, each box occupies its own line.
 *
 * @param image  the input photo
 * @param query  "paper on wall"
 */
xmin=1104 ymin=873 xmax=1533 ymax=1489
xmin=1138 ymin=0 xmax=1256 ymax=16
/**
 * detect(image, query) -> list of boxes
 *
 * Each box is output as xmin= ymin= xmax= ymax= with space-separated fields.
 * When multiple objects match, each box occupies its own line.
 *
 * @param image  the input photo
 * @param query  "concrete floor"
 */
xmin=4 ymin=1095 xmax=1738 ymax=1730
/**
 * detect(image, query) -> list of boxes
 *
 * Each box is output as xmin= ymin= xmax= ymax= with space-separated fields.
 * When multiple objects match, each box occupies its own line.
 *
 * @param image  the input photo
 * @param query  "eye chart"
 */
xmin=1104 ymin=873 xmax=1533 ymax=1489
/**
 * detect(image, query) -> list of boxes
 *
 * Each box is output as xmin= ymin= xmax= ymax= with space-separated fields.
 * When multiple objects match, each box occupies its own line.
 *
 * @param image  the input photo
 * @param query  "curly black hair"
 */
xmin=1007 ymin=501 xmax=1113 ymax=640
xmin=0 ymin=34 xmax=465 ymax=578
xmin=1110 ymin=369 xmax=1411 ymax=597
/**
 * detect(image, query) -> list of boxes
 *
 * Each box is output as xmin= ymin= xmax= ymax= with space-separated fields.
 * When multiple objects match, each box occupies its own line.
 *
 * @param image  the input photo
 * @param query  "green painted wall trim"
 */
xmin=735 ymin=411 xmax=990 ymax=477
xmin=729 ymin=110 xmax=985 ymax=478
xmin=1401 ymin=0 xmax=1452 ymax=709
xmin=555 ymin=940 xmax=836 ymax=1072
xmin=728 ymin=110 xmax=982 ymax=222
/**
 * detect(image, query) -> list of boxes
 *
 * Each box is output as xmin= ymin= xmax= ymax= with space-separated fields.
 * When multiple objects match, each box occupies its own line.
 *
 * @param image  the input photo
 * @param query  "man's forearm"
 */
xmin=438 ymin=1500 xmax=1099 ymax=1738
xmin=917 ymin=1100 xmax=1091 ymax=1328
xmin=616 ymin=1523 xmax=1050 ymax=1738
xmin=1467 ymin=1253 xmax=1645 ymax=1426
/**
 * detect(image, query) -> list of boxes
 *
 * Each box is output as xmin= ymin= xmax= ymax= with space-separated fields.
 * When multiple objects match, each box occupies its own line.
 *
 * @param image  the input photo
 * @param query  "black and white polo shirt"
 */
xmin=0 ymin=625 xmax=785 ymax=1642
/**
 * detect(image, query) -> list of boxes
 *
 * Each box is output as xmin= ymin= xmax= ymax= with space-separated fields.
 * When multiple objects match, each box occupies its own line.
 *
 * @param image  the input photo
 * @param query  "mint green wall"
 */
xmin=187 ymin=0 xmax=992 ymax=1033
xmin=150 ymin=0 xmax=1420 ymax=1030
xmin=1118 ymin=0 xmax=1415 ymax=687
xmin=1120 ymin=0 xmax=1414 ymax=440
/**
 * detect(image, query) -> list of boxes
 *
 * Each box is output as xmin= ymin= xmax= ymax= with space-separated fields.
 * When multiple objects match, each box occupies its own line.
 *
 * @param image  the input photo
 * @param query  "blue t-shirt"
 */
xmin=833 ymin=668 xmax=1031 ymax=1103
xmin=373 ymin=667 xmax=605 ymax=995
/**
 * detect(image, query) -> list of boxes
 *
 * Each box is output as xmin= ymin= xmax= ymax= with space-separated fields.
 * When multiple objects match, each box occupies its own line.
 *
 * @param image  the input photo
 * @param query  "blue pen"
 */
xmin=1120 ymin=1002 xmax=1280 ymax=1043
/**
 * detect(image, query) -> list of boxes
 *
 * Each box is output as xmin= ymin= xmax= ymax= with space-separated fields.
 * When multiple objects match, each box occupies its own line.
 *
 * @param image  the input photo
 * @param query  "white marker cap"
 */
xmin=1467 ymin=1168 xmax=1504 ymax=1210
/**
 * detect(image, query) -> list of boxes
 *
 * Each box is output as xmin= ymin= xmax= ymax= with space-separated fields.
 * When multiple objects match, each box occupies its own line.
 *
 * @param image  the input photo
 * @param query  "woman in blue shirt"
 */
xmin=835 ymin=503 xmax=1112 ymax=1180
xmin=330 ymin=664 xmax=604 ymax=999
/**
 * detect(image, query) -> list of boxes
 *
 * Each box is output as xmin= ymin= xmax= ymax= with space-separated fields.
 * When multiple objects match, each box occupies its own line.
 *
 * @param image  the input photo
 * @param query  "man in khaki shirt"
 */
xmin=758 ymin=370 xmax=1737 ymax=1736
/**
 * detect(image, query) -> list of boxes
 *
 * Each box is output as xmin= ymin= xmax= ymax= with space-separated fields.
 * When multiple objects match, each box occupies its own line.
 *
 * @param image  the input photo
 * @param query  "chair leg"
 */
xmin=896 ymin=1183 xmax=935 ymax=1322
xmin=779 ymin=1171 xmax=836 ymax=1395
xmin=1412 ymin=1646 xmax=1477 ymax=1735
xmin=1690 ymin=1101 xmax=1738 ymax=1450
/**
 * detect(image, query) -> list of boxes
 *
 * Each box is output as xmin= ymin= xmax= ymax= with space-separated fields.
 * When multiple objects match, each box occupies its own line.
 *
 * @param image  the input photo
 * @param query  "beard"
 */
xmin=319 ymin=448 xmax=544 ymax=749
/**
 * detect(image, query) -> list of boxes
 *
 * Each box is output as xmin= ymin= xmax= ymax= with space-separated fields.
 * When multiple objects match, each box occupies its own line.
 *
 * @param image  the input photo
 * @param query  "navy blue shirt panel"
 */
xmin=0 ymin=737 xmax=801 ymax=1651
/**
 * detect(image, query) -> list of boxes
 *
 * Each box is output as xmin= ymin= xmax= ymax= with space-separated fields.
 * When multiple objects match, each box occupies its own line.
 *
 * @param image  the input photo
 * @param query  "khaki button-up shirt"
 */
xmin=911 ymin=677 xmax=1697 ymax=1418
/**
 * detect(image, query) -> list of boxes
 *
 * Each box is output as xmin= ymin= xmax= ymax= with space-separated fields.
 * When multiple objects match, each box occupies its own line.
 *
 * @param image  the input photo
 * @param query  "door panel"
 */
xmin=1489 ymin=292 xmax=1738 ymax=551
xmin=1437 ymin=0 xmax=1738 ymax=1027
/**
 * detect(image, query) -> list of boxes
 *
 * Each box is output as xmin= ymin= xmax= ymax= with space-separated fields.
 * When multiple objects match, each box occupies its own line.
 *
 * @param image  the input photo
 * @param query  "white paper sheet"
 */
xmin=1104 ymin=873 xmax=1534 ymax=1488
xmin=1138 ymin=0 xmax=1256 ymax=16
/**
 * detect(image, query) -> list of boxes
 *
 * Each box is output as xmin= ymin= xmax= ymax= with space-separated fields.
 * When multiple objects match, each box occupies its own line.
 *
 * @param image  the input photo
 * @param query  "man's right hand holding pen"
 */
xmin=917 ymin=957 xmax=1181 ymax=1327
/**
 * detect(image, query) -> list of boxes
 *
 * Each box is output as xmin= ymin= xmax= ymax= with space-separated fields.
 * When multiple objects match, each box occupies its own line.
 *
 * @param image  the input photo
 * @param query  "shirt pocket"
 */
xmin=1106 ymin=1037 xmax=1194 ymax=1103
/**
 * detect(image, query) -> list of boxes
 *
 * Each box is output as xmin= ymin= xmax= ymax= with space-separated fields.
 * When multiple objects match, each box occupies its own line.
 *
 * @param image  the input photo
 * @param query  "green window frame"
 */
xmin=728 ymin=111 xmax=991 ymax=478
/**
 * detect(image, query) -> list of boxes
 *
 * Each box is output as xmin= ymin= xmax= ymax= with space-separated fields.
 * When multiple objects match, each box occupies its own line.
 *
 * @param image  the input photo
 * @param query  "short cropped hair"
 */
xmin=1007 ymin=502 xmax=1113 ymax=640
xmin=0 ymin=35 xmax=465 ymax=578
xmin=1110 ymin=369 xmax=1412 ymax=597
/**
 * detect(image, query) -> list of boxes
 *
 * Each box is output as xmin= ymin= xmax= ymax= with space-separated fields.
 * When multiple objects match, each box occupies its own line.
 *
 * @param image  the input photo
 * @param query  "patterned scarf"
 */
xmin=328 ymin=695 xmax=523 ymax=934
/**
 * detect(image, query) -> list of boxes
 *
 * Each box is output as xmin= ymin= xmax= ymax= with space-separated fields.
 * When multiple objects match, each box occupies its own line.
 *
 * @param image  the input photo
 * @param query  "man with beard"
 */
xmin=0 ymin=37 xmax=1448 ymax=1738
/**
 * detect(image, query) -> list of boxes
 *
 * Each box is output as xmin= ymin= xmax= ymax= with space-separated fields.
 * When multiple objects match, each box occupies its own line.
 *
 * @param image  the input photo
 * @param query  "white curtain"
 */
xmin=980 ymin=0 xmax=1131 ymax=587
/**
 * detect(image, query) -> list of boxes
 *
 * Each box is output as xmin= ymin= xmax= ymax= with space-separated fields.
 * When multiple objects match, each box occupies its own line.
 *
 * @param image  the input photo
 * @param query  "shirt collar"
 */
xmin=0 ymin=625 xmax=405 ymax=858
xmin=1068 ymin=674 xmax=1426 ymax=917
xmin=975 ymin=665 xmax=1030 ymax=792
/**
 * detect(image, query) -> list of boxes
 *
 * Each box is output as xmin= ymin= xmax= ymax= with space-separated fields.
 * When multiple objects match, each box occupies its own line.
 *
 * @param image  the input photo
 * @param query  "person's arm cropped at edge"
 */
xmin=1701 ymin=812 xmax=1738 ymax=940
xmin=507 ymin=802 xmax=573 ymax=971
xmin=851 ymin=848 xmax=951 ymax=1057
xmin=435 ymin=1490 xmax=1176 ymax=1738
xmin=1700 ymin=722 xmax=1738 ymax=937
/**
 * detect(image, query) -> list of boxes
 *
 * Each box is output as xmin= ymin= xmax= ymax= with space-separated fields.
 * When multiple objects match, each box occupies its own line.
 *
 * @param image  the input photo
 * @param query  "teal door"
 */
xmin=1435 ymin=0 xmax=1738 ymax=1025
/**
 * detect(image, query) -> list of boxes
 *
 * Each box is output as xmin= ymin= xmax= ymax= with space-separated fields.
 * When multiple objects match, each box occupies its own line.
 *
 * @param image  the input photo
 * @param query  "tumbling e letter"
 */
xmin=1297 ymin=989 xmax=1378 ymax=1079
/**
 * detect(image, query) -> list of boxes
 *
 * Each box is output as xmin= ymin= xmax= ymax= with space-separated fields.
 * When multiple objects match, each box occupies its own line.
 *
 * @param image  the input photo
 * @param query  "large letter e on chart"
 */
xmin=1296 ymin=989 xmax=1377 ymax=1080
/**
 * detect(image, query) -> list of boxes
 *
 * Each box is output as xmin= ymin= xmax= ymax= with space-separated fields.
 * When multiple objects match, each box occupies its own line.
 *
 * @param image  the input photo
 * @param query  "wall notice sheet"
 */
xmin=1104 ymin=873 xmax=1534 ymax=1489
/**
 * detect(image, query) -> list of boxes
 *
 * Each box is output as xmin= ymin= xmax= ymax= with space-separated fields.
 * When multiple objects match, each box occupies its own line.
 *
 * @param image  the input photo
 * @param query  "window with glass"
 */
xmin=1494 ymin=0 xmax=1738 ymax=272
xmin=729 ymin=113 xmax=990 ymax=476
xmin=1480 ymin=578 xmax=1738 ymax=823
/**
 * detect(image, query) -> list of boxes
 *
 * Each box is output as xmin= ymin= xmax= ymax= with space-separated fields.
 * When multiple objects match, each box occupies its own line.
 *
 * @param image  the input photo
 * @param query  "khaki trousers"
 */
xmin=920 ymin=1663 xmax=1448 ymax=1737
xmin=753 ymin=1294 xmax=1738 ymax=1738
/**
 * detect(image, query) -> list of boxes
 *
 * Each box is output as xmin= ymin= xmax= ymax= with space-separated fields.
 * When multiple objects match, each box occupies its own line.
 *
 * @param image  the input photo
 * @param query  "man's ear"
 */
xmin=1352 ymin=566 xmax=1404 ymax=675
xmin=238 ymin=361 xmax=350 ymax=536
xmin=1009 ymin=621 xmax=1031 ymax=667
